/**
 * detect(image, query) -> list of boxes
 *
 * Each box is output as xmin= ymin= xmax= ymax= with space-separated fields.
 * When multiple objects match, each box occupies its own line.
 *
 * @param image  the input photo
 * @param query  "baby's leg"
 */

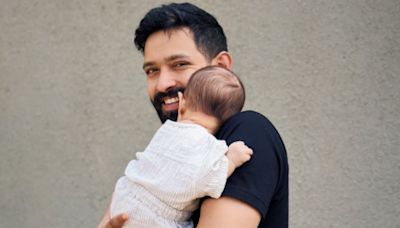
xmin=111 ymin=177 xmax=195 ymax=228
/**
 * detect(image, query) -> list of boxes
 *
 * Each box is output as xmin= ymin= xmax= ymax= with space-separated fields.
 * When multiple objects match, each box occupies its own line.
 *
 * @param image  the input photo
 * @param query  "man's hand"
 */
xmin=98 ymin=213 xmax=128 ymax=228
xmin=97 ymin=201 xmax=128 ymax=228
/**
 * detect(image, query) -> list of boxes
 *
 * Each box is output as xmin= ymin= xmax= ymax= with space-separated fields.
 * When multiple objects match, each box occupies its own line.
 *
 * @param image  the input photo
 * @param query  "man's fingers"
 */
xmin=105 ymin=213 xmax=128 ymax=228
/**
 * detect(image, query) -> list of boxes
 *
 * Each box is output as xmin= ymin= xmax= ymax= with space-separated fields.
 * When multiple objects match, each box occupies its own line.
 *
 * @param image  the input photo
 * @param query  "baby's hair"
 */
xmin=184 ymin=66 xmax=245 ymax=123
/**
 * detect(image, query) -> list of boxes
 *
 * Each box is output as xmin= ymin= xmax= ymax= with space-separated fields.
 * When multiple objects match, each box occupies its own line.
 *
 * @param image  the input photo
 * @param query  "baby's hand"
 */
xmin=227 ymin=141 xmax=253 ymax=168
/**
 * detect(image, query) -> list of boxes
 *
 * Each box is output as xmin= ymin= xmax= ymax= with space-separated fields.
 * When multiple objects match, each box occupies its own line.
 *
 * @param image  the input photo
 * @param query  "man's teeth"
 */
xmin=164 ymin=97 xmax=179 ymax=104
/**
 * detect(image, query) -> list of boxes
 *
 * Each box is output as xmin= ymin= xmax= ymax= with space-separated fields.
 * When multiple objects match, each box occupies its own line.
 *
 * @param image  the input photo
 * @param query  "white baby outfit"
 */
xmin=111 ymin=120 xmax=229 ymax=228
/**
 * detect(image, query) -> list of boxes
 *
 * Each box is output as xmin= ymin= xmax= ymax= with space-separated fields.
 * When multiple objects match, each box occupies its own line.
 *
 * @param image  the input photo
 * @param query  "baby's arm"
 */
xmin=226 ymin=141 xmax=253 ymax=177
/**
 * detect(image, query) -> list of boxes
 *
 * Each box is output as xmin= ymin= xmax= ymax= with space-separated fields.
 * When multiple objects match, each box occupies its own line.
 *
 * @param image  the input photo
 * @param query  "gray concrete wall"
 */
xmin=1 ymin=0 xmax=399 ymax=227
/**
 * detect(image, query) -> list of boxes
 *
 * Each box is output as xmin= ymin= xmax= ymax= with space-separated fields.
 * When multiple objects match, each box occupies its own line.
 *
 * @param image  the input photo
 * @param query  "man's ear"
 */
xmin=211 ymin=51 xmax=233 ymax=70
xmin=177 ymin=92 xmax=186 ymax=121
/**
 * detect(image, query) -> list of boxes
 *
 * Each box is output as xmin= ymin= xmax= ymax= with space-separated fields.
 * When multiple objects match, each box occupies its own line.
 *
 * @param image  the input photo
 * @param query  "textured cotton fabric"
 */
xmin=111 ymin=120 xmax=229 ymax=228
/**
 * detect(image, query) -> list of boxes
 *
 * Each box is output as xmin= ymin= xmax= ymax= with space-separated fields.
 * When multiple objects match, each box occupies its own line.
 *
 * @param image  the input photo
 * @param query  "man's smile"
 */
xmin=162 ymin=96 xmax=179 ymax=111
xmin=163 ymin=96 xmax=179 ymax=104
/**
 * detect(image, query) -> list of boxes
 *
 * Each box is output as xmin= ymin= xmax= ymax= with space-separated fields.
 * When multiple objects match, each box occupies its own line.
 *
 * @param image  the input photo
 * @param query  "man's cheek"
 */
xmin=147 ymin=82 xmax=156 ymax=99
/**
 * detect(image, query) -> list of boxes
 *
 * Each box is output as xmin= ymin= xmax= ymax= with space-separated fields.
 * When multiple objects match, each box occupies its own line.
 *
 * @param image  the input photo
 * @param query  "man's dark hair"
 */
xmin=134 ymin=2 xmax=228 ymax=61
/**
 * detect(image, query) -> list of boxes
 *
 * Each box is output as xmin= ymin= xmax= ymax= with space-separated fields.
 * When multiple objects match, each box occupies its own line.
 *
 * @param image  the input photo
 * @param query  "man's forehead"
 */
xmin=145 ymin=29 xmax=199 ymax=53
xmin=163 ymin=27 xmax=193 ymax=39
xmin=143 ymin=28 xmax=206 ymax=67
xmin=144 ymin=28 xmax=194 ymax=49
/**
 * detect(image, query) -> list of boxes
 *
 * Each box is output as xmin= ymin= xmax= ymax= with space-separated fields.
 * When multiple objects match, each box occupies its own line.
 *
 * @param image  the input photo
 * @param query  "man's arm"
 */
xmin=98 ymin=196 xmax=261 ymax=228
xmin=196 ymin=196 xmax=261 ymax=228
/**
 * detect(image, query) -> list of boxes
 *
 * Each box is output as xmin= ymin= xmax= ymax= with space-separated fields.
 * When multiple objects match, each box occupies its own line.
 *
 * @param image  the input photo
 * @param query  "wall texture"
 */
xmin=1 ymin=0 xmax=399 ymax=227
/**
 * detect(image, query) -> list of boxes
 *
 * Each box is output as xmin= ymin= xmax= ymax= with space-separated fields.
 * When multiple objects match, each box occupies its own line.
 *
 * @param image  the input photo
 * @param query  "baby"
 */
xmin=111 ymin=66 xmax=253 ymax=228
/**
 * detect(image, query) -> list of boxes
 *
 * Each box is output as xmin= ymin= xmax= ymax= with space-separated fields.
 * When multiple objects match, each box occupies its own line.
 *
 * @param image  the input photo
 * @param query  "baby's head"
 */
xmin=178 ymin=66 xmax=245 ymax=132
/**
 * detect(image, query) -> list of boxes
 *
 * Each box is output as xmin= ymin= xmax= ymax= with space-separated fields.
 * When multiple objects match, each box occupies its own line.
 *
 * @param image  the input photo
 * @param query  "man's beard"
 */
xmin=151 ymin=87 xmax=184 ymax=123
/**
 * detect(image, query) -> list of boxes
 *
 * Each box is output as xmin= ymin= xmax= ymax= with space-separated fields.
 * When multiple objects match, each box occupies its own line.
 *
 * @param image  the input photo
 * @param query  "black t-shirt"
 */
xmin=192 ymin=110 xmax=288 ymax=227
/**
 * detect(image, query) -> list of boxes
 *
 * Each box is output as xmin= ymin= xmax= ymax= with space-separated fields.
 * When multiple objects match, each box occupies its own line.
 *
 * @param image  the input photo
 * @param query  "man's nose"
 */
xmin=156 ymin=69 xmax=177 ymax=92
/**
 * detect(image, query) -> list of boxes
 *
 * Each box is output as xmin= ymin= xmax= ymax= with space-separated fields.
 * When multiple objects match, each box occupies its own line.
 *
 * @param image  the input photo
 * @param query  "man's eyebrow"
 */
xmin=166 ymin=54 xmax=189 ymax=62
xmin=142 ymin=61 xmax=155 ymax=70
xmin=142 ymin=54 xmax=190 ymax=70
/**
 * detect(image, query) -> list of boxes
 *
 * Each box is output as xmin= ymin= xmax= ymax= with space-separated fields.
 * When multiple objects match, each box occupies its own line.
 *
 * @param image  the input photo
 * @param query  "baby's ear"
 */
xmin=177 ymin=92 xmax=186 ymax=121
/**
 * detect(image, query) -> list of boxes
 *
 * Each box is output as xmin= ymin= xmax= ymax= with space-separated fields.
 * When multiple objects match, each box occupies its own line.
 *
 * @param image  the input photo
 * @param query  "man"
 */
xmin=99 ymin=2 xmax=288 ymax=227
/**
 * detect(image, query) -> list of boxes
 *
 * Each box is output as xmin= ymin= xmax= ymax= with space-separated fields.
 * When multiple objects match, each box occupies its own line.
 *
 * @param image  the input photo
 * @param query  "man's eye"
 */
xmin=145 ymin=68 xmax=158 ymax=76
xmin=173 ymin=62 xmax=188 ymax=68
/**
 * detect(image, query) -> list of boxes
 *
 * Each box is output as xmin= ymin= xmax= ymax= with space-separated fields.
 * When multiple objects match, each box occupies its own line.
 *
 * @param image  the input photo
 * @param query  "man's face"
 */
xmin=143 ymin=28 xmax=210 ymax=122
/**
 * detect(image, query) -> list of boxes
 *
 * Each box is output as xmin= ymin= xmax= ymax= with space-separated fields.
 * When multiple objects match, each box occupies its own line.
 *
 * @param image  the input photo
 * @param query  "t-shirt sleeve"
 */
xmin=216 ymin=111 xmax=288 ymax=219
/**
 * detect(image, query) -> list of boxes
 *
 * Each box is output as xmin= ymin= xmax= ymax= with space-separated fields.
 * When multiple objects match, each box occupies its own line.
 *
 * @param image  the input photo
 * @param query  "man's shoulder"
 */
xmin=230 ymin=110 xmax=271 ymax=123
xmin=217 ymin=110 xmax=280 ymax=139
xmin=216 ymin=111 xmax=288 ymax=225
